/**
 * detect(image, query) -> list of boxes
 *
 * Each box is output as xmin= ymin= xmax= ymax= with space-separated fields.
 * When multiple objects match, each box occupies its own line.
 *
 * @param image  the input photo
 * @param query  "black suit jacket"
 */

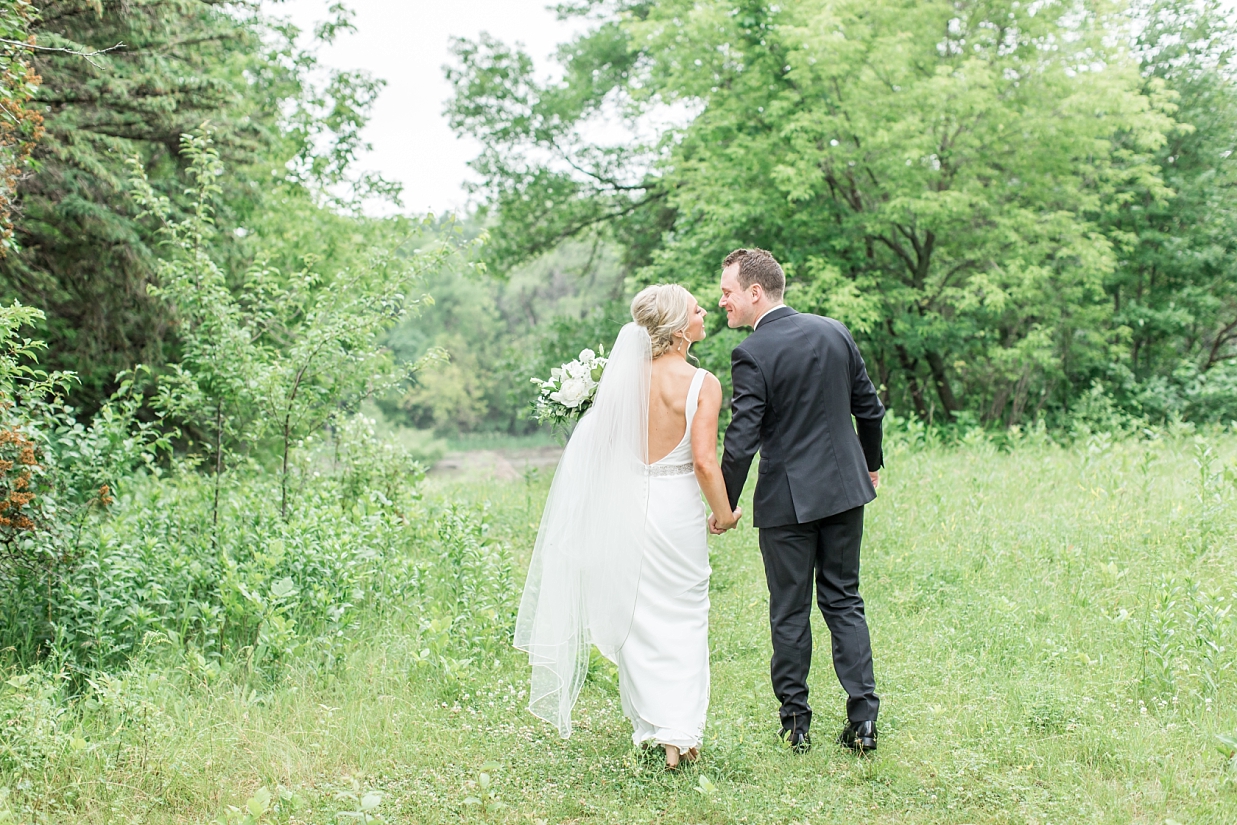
xmin=721 ymin=307 xmax=885 ymax=528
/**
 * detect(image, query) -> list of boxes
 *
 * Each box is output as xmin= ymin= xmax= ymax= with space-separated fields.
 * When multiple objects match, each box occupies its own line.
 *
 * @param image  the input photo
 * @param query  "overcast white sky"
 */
xmin=275 ymin=0 xmax=591 ymax=215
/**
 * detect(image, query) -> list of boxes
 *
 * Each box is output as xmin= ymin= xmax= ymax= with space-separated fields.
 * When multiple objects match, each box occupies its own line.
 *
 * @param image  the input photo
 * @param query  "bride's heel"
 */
xmin=663 ymin=744 xmax=681 ymax=770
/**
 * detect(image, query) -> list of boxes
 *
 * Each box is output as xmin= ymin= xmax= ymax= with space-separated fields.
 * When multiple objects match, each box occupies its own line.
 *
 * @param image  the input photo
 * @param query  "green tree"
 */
xmin=133 ymin=132 xmax=466 ymax=520
xmin=1 ymin=0 xmax=395 ymax=411
xmin=449 ymin=0 xmax=1176 ymax=423
xmin=129 ymin=133 xmax=274 ymax=529
xmin=1103 ymin=0 xmax=1237 ymax=421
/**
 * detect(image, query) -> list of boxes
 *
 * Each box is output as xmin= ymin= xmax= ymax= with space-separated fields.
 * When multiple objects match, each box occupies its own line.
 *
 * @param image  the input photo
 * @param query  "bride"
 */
xmin=515 ymin=284 xmax=742 ymax=769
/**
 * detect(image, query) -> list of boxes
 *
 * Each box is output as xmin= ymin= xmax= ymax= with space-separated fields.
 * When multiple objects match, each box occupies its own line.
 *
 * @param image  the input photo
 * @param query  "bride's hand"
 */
xmin=710 ymin=507 xmax=742 ymax=533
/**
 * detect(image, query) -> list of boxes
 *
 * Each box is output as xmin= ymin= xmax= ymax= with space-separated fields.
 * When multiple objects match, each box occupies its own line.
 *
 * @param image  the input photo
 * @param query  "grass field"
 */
xmin=4 ymin=430 xmax=1237 ymax=823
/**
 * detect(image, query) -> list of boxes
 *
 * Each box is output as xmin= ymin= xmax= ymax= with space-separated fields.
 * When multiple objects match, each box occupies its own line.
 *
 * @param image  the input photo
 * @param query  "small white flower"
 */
xmin=564 ymin=359 xmax=590 ymax=380
xmin=578 ymin=348 xmax=596 ymax=363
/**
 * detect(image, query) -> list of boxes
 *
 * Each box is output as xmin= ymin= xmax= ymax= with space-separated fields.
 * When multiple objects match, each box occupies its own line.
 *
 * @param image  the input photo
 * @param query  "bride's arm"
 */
xmin=692 ymin=373 xmax=742 ymax=530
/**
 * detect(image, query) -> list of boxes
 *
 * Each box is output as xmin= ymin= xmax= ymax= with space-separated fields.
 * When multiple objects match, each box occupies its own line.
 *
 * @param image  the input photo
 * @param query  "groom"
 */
xmin=709 ymin=248 xmax=884 ymax=754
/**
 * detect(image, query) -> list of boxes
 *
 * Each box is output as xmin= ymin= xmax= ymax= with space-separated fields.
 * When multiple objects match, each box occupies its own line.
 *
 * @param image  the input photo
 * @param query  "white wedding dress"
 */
xmin=514 ymin=323 xmax=711 ymax=750
xmin=616 ymin=367 xmax=711 ymax=750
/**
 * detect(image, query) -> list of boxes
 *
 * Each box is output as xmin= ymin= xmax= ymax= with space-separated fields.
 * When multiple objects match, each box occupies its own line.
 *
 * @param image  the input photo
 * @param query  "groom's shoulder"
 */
xmin=798 ymin=311 xmax=853 ymax=340
xmin=766 ymin=309 xmax=840 ymax=339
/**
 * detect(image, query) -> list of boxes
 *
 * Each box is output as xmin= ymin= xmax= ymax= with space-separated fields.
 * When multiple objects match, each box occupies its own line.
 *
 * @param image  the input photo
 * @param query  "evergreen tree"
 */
xmin=0 ymin=0 xmax=43 ymax=252
xmin=1 ymin=0 xmax=393 ymax=411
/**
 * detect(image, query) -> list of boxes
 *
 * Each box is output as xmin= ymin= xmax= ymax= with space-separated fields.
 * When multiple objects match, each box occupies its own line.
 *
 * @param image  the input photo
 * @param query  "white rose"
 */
xmin=565 ymin=359 xmax=590 ymax=380
xmin=551 ymin=376 xmax=591 ymax=408
xmin=578 ymin=348 xmax=596 ymax=363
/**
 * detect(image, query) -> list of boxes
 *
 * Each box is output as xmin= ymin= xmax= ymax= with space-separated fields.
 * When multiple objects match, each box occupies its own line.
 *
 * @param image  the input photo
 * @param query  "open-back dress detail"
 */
xmin=615 ymin=367 xmax=711 ymax=750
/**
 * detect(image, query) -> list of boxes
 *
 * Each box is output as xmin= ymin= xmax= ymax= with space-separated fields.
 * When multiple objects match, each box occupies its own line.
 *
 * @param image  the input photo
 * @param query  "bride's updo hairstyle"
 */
xmin=631 ymin=284 xmax=693 ymax=358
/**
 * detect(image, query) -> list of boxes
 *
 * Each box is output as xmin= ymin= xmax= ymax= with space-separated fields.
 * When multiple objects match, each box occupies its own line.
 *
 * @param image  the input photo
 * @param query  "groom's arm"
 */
xmin=846 ymin=331 xmax=885 ymax=472
xmin=721 ymin=346 xmax=765 ymax=512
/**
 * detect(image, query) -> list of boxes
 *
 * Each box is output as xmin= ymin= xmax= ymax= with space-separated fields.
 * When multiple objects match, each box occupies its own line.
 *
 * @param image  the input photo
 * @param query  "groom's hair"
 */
xmin=724 ymin=248 xmax=785 ymax=301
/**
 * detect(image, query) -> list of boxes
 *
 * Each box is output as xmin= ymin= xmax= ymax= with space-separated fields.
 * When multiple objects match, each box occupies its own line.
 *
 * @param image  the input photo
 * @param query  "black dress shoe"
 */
xmin=838 ymin=720 xmax=877 ymax=753
xmin=779 ymin=728 xmax=811 ymax=753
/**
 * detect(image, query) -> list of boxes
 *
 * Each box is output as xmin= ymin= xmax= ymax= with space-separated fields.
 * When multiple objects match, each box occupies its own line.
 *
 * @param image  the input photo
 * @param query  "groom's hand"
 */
xmin=709 ymin=506 xmax=743 ymax=534
xmin=870 ymin=471 xmax=880 ymax=488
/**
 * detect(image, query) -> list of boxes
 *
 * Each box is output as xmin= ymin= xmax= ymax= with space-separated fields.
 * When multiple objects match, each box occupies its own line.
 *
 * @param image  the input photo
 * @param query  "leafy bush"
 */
xmin=0 ymin=401 xmax=516 ymax=680
xmin=133 ymin=132 xmax=468 ymax=520
xmin=0 ymin=464 xmax=423 ymax=671
xmin=0 ymin=304 xmax=167 ymax=600
xmin=331 ymin=412 xmax=433 ymax=513
xmin=0 ymin=133 xmax=489 ymax=677
xmin=1134 ymin=360 xmax=1237 ymax=424
xmin=0 ymin=666 xmax=68 ymax=775
xmin=427 ymin=505 xmax=516 ymax=660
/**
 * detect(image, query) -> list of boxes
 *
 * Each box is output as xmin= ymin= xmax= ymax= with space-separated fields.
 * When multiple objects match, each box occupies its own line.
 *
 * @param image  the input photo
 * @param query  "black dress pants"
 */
xmin=758 ymin=504 xmax=878 ymax=734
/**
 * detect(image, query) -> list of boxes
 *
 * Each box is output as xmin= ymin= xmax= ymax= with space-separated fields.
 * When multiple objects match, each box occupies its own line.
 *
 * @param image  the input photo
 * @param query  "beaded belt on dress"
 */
xmin=649 ymin=462 xmax=694 ymax=477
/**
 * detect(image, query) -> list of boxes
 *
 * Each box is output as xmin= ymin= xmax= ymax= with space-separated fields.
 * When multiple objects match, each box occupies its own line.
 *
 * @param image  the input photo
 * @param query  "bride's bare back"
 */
xmin=648 ymin=357 xmax=701 ymax=463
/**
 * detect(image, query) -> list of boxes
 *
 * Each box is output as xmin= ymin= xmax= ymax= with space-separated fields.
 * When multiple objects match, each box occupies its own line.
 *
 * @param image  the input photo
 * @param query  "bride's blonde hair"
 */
xmin=631 ymin=284 xmax=693 ymax=358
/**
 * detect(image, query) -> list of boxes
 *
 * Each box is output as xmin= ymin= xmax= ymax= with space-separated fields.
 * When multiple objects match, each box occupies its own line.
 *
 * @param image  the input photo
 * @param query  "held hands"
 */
xmin=708 ymin=506 xmax=743 ymax=535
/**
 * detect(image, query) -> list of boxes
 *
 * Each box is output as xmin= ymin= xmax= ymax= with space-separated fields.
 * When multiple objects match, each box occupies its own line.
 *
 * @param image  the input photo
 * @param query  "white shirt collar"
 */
xmin=752 ymin=304 xmax=786 ymax=330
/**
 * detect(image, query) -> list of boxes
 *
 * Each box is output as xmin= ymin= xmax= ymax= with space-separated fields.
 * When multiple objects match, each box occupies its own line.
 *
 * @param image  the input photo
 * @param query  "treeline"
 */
xmin=386 ymin=238 xmax=625 ymax=435
xmin=4 ymin=0 xmax=1237 ymax=439
xmin=447 ymin=0 xmax=1237 ymax=427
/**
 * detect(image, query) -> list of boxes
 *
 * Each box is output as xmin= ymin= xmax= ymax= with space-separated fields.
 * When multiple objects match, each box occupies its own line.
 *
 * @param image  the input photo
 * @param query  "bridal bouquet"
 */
xmin=530 ymin=347 xmax=607 ymax=425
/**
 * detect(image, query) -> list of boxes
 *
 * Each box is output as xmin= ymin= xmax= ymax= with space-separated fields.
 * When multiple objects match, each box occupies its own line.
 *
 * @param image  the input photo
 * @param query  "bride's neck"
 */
xmin=655 ymin=348 xmax=688 ymax=363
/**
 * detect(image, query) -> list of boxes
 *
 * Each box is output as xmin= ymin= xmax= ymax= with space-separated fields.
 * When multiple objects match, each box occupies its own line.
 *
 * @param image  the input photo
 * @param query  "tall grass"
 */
xmin=1 ymin=430 xmax=1235 ymax=823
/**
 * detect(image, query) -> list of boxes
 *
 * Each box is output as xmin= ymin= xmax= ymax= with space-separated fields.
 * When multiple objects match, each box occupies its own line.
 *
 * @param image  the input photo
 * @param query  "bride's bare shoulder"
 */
xmin=698 ymin=370 xmax=721 ymax=397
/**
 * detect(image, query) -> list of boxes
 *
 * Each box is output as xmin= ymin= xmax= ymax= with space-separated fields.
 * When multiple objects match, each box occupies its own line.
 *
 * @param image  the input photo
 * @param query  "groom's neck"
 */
xmin=752 ymin=302 xmax=785 ymax=328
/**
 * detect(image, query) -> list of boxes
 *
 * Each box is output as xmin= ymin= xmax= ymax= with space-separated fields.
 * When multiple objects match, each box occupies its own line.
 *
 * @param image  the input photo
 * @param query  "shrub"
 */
xmin=0 ymin=304 xmax=167 ymax=622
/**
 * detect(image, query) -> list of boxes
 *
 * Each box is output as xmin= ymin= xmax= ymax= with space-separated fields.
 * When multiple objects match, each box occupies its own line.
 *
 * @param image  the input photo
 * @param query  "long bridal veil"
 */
xmin=514 ymin=322 xmax=653 ymax=737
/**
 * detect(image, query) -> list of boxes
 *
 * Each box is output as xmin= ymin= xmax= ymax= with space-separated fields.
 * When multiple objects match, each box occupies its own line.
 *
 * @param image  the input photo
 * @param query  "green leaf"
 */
xmin=246 ymin=787 xmax=271 ymax=817
xmin=270 ymin=577 xmax=298 ymax=600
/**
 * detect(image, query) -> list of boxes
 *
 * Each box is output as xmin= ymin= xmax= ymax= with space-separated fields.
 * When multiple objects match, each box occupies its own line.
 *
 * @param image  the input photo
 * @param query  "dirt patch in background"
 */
xmin=430 ymin=446 xmax=563 ymax=482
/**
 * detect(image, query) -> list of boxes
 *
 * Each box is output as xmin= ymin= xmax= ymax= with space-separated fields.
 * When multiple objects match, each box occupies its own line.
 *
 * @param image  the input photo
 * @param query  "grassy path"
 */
xmin=8 ymin=435 xmax=1237 ymax=823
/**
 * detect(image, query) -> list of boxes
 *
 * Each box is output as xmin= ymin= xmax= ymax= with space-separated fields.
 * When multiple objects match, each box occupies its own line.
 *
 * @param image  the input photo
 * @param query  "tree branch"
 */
xmin=1204 ymin=316 xmax=1237 ymax=370
xmin=874 ymin=233 xmax=917 ymax=280
xmin=2 ymin=38 xmax=126 ymax=68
